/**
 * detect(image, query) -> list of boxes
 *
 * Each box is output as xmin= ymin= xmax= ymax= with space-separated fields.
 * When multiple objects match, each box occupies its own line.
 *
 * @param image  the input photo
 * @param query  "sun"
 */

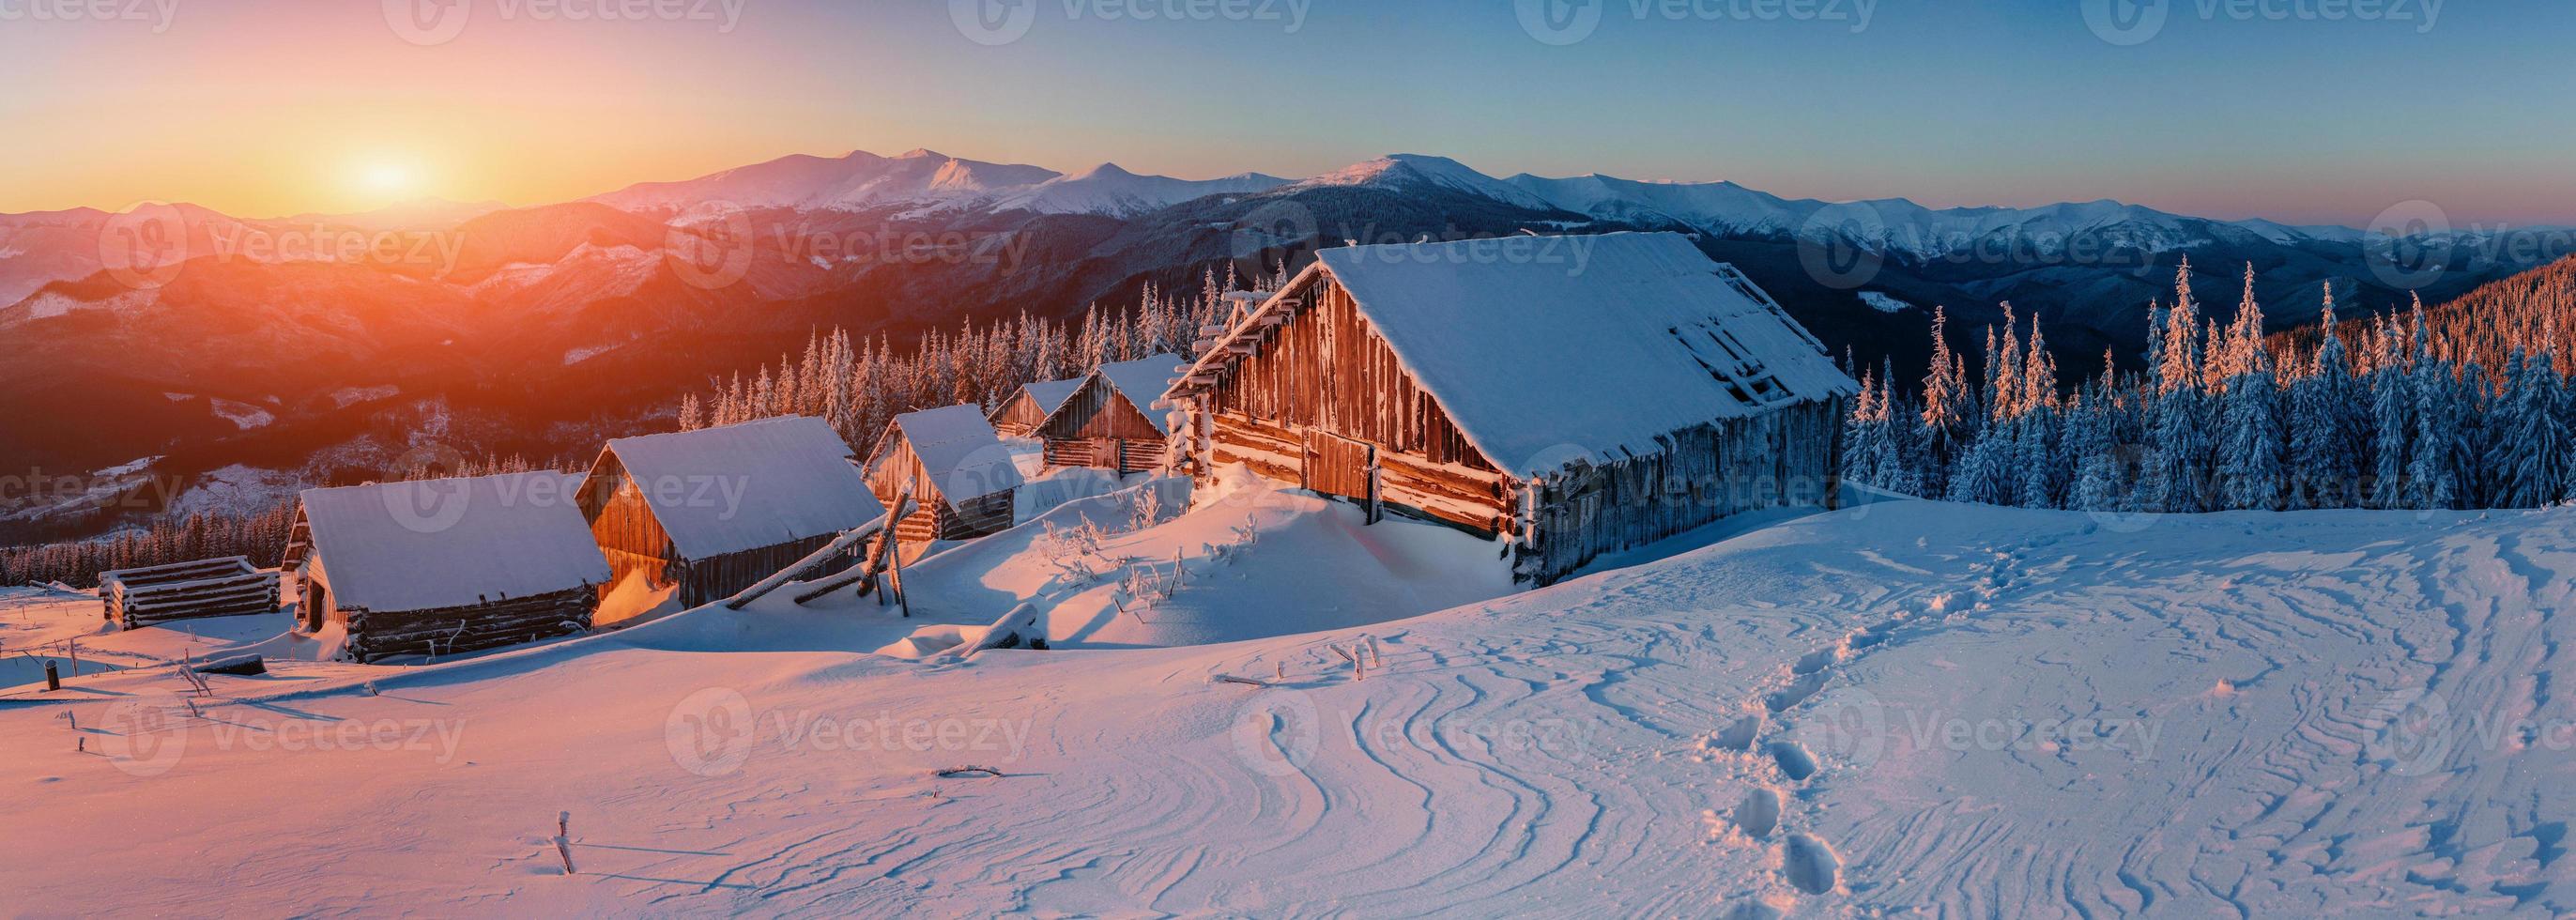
xmin=355 ymin=161 xmax=420 ymax=200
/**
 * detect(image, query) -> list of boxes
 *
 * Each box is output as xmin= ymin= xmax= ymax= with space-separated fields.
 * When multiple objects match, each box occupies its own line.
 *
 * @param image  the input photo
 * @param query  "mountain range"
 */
xmin=3 ymin=146 xmax=2567 ymax=541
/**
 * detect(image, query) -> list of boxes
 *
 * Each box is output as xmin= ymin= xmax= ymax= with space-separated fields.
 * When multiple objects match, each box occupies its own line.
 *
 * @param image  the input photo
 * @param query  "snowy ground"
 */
xmin=4 ymin=498 xmax=2571 ymax=914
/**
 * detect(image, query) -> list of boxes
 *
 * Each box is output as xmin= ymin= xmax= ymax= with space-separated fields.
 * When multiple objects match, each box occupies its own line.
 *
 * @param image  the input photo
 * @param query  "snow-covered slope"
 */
xmin=1506 ymin=171 xmax=2243 ymax=258
xmin=988 ymin=162 xmax=1288 ymax=217
xmin=1289 ymin=153 xmax=1563 ymax=211
xmin=589 ymin=149 xmax=1288 ymax=219
xmin=588 ymin=148 xmax=1064 ymax=216
xmin=6 ymin=498 xmax=2570 ymax=914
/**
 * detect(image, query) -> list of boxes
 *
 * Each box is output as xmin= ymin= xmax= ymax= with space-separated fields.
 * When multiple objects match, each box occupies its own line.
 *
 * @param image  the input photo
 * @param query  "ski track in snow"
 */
xmin=4 ymin=501 xmax=2573 ymax=915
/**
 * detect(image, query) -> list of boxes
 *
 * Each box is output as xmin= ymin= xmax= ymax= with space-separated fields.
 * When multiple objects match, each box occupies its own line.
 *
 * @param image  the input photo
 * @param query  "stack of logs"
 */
xmin=100 ymin=557 xmax=280 ymax=630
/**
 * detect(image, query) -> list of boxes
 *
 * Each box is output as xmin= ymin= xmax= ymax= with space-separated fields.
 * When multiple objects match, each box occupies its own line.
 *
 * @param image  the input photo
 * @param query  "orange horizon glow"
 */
xmin=8 ymin=0 xmax=2574 ymax=226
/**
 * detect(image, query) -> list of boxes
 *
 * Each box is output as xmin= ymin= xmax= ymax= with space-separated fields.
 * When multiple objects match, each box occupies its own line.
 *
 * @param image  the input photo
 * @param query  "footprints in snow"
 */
xmin=1731 ymin=787 xmax=1781 ymax=839
xmin=1710 ymin=714 xmax=1763 ymax=753
xmin=1782 ymin=834 xmax=1843 ymax=896
xmin=1767 ymin=741 xmax=1818 ymax=782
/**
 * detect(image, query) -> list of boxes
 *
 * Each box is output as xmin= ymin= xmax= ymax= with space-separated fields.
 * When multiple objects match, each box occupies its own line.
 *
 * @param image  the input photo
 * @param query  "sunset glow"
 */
xmin=5 ymin=0 xmax=2573 ymax=224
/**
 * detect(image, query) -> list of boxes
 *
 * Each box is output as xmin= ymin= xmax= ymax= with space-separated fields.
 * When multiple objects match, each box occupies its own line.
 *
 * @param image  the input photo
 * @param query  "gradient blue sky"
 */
xmin=4 ymin=0 xmax=2568 ymax=224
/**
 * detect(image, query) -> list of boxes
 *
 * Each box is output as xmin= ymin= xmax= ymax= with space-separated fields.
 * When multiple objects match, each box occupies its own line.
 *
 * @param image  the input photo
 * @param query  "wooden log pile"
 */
xmin=100 ymin=557 xmax=279 ymax=630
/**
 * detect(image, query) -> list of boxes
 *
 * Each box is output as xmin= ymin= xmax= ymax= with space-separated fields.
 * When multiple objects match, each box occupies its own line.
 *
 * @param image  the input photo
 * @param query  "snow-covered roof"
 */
xmin=1017 ymin=376 xmax=1085 ymax=418
xmin=599 ymin=416 xmax=885 ymax=560
xmin=882 ymin=405 xmax=1026 ymax=509
xmin=299 ymin=471 xmax=610 ymax=614
xmin=1177 ymin=232 xmax=1855 ymax=476
xmin=1095 ymin=355 xmax=1187 ymax=436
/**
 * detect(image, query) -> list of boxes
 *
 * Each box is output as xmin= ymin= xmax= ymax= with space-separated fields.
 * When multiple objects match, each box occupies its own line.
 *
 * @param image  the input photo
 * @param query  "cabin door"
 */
xmin=301 ymin=581 xmax=328 ymax=633
xmin=1303 ymin=432 xmax=1375 ymax=505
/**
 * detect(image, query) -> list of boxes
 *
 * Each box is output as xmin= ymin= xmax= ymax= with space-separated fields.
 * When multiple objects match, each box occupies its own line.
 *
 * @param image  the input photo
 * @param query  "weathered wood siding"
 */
xmin=340 ymin=588 xmax=595 ymax=664
xmin=867 ymin=435 xmax=1015 ymax=542
xmin=1514 ymin=398 xmax=1843 ymax=586
xmin=578 ymin=452 xmax=683 ymax=595
xmin=673 ymin=534 xmax=857 ymax=609
xmin=989 ymin=392 xmax=1051 ymax=437
xmin=1039 ymin=375 xmax=1168 ymax=472
xmin=1199 ymin=276 xmax=1514 ymax=532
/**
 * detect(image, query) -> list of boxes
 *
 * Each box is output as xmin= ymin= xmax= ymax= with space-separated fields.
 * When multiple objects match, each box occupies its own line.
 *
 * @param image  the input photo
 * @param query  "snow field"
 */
xmin=0 ymin=498 xmax=2569 ymax=914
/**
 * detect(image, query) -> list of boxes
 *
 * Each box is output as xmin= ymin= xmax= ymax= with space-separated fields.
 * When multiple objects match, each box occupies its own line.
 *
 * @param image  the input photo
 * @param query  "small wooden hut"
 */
xmin=284 ymin=471 xmax=610 ymax=663
xmin=1037 ymin=355 xmax=1185 ymax=473
xmin=1164 ymin=232 xmax=1856 ymax=587
xmin=100 ymin=557 xmax=279 ymax=630
xmin=577 ymin=416 xmax=886 ymax=608
xmin=989 ymin=376 xmax=1085 ymax=438
xmin=866 ymin=405 xmax=1027 ymax=542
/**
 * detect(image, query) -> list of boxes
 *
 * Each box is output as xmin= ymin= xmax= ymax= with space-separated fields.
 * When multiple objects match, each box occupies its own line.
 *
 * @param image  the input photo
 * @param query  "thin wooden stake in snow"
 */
xmin=554 ymin=811 xmax=576 ymax=875
xmin=42 ymin=659 xmax=57 ymax=692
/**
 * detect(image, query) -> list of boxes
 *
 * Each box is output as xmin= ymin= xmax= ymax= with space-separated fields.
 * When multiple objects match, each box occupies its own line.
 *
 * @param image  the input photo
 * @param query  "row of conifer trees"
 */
xmin=1844 ymin=259 xmax=2576 ymax=513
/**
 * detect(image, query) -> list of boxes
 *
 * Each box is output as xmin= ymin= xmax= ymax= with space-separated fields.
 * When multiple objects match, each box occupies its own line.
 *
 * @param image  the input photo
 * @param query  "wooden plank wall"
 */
xmin=581 ymin=453 xmax=683 ymax=593
xmin=1202 ymin=275 xmax=1515 ymax=531
xmin=1040 ymin=377 xmax=1164 ymax=443
xmin=989 ymin=392 xmax=1050 ymax=437
xmin=342 ymin=589 xmax=595 ymax=663
xmin=1517 ymin=398 xmax=1843 ymax=586
xmin=676 ymin=533 xmax=859 ymax=609
xmin=1209 ymin=279 xmax=1490 ymax=468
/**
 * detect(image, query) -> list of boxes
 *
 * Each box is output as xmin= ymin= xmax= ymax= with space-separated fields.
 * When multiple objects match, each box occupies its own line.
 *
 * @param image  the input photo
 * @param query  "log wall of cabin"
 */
xmin=1515 ymin=398 xmax=1844 ymax=586
xmin=341 ymin=588 xmax=596 ymax=664
xmin=1201 ymin=276 xmax=1513 ymax=532
xmin=867 ymin=435 xmax=1017 ymax=542
xmin=674 ymin=533 xmax=859 ymax=608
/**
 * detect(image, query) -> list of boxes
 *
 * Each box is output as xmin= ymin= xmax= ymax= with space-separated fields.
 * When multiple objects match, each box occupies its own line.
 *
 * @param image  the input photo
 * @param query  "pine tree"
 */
xmin=2217 ymin=358 xmax=2286 ymax=511
xmin=2069 ymin=387 xmax=2125 ymax=513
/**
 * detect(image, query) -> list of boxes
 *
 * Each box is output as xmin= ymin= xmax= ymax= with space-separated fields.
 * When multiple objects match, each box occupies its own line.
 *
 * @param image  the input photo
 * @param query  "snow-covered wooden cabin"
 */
xmin=865 ymin=405 xmax=1027 ymax=542
xmin=1037 ymin=355 xmax=1186 ymax=473
xmin=578 ymin=416 xmax=887 ymax=608
xmin=1164 ymin=232 xmax=1856 ymax=587
xmin=988 ymin=376 xmax=1085 ymax=438
xmin=284 ymin=471 xmax=610 ymax=663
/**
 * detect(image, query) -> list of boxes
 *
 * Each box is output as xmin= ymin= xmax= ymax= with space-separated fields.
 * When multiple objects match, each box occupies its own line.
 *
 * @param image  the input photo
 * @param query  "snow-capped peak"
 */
xmin=1293 ymin=154 xmax=1560 ymax=211
xmin=989 ymin=164 xmax=1292 ymax=218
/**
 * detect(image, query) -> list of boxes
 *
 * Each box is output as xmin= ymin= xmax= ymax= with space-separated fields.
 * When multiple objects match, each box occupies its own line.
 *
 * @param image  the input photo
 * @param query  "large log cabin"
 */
xmin=1036 ymin=355 xmax=1186 ymax=474
xmin=865 ymin=405 xmax=1025 ymax=542
xmin=284 ymin=471 xmax=609 ymax=663
xmin=1164 ymin=232 xmax=1857 ymax=587
xmin=577 ymin=416 xmax=886 ymax=608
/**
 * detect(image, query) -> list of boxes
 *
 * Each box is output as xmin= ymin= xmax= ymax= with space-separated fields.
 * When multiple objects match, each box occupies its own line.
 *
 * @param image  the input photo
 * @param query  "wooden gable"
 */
xmin=1037 ymin=373 xmax=1164 ymax=442
xmin=1173 ymin=267 xmax=1515 ymax=533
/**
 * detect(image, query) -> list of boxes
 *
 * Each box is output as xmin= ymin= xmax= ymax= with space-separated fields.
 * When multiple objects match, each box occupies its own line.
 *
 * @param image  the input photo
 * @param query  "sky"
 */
xmin=3 ymin=0 xmax=2569 ymax=226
